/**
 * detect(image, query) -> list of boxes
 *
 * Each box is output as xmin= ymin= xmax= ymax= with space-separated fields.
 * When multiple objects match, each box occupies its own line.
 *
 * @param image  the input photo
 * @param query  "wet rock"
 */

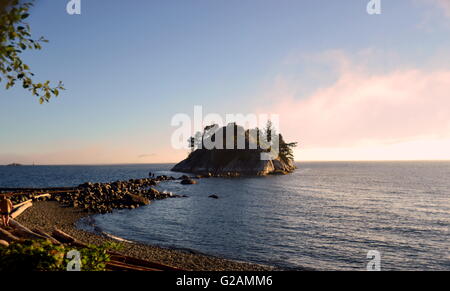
xmin=79 ymin=182 xmax=93 ymax=188
xmin=181 ymin=179 xmax=197 ymax=185
xmin=124 ymin=193 xmax=150 ymax=206
xmin=8 ymin=177 xmax=186 ymax=215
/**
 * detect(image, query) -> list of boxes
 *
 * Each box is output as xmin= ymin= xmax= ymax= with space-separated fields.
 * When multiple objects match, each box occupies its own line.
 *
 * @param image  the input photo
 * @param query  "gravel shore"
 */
xmin=17 ymin=201 xmax=275 ymax=271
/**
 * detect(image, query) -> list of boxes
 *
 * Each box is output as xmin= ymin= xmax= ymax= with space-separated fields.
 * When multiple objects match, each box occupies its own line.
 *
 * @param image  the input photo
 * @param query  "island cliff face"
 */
xmin=171 ymin=149 xmax=296 ymax=176
xmin=172 ymin=122 xmax=297 ymax=176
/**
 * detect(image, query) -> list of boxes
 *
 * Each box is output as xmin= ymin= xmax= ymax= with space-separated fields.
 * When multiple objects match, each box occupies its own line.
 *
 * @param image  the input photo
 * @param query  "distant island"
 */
xmin=172 ymin=122 xmax=297 ymax=176
xmin=6 ymin=163 xmax=23 ymax=166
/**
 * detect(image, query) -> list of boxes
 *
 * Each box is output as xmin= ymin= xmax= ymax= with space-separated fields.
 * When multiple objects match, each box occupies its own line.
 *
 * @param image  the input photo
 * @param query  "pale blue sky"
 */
xmin=1 ymin=0 xmax=449 ymax=164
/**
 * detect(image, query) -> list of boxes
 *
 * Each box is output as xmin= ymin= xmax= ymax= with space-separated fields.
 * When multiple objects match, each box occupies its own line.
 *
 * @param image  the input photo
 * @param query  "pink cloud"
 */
xmin=261 ymin=65 xmax=450 ymax=151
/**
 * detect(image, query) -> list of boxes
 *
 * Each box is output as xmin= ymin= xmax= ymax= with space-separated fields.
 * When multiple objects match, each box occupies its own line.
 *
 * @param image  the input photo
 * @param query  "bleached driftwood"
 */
xmin=13 ymin=199 xmax=32 ymax=209
xmin=12 ymin=194 xmax=50 ymax=209
xmin=11 ymin=202 xmax=33 ymax=219
xmin=32 ymin=193 xmax=51 ymax=200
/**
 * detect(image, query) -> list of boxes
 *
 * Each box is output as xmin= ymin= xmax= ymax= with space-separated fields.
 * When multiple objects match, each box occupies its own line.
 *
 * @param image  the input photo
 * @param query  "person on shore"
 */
xmin=0 ymin=195 xmax=13 ymax=227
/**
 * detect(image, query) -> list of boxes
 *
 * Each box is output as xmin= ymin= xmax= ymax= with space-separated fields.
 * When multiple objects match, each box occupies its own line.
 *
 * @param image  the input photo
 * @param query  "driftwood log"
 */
xmin=31 ymin=228 xmax=62 ymax=245
xmin=51 ymin=229 xmax=181 ymax=271
xmin=8 ymin=219 xmax=50 ymax=241
xmin=0 ymin=187 xmax=77 ymax=193
xmin=108 ymin=254 xmax=181 ymax=271
xmin=0 ymin=227 xmax=21 ymax=243
xmin=106 ymin=260 xmax=162 ymax=271
xmin=11 ymin=201 xmax=33 ymax=219
xmin=1 ymin=199 xmax=184 ymax=271
xmin=52 ymin=228 xmax=88 ymax=248
xmin=32 ymin=194 xmax=51 ymax=200
xmin=13 ymin=199 xmax=32 ymax=209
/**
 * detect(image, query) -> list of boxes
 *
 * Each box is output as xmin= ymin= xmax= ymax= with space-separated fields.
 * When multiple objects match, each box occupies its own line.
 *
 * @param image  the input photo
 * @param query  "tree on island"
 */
xmin=187 ymin=120 xmax=298 ymax=164
xmin=0 ymin=0 xmax=64 ymax=103
xmin=278 ymin=134 xmax=298 ymax=164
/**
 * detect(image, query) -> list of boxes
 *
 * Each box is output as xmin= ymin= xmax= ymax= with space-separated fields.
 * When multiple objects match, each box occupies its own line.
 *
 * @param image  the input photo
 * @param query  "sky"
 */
xmin=1 ymin=0 xmax=450 ymax=164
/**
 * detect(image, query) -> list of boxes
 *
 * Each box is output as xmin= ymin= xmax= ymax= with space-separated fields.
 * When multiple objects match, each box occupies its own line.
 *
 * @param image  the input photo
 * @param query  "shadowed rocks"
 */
xmin=4 ymin=177 xmax=186 ymax=215
xmin=180 ymin=179 xmax=197 ymax=185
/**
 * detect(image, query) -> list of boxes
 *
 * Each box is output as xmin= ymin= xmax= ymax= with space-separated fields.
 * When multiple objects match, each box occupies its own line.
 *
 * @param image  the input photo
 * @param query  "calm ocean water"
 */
xmin=0 ymin=162 xmax=449 ymax=270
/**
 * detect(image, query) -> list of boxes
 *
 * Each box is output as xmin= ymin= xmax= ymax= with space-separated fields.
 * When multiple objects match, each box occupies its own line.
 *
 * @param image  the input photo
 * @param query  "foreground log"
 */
xmin=0 ymin=227 xmax=21 ymax=243
xmin=52 ymin=229 xmax=182 ymax=271
xmin=31 ymin=228 xmax=62 ymax=245
xmin=0 ymin=240 xmax=9 ymax=247
xmin=9 ymin=219 xmax=49 ymax=241
xmin=52 ymin=228 xmax=88 ymax=248
xmin=106 ymin=260 xmax=162 ymax=272
xmin=108 ymin=254 xmax=181 ymax=271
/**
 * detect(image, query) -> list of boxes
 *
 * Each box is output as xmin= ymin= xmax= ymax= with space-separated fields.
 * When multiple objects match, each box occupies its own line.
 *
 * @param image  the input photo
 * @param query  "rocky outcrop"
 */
xmin=171 ymin=149 xmax=295 ymax=176
xmin=53 ymin=178 xmax=187 ymax=213
xmin=180 ymin=179 xmax=197 ymax=185
xmin=4 ymin=177 xmax=187 ymax=215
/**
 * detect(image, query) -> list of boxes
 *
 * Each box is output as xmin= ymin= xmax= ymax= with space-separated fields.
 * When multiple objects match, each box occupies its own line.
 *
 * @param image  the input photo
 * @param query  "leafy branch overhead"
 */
xmin=0 ymin=0 xmax=64 ymax=103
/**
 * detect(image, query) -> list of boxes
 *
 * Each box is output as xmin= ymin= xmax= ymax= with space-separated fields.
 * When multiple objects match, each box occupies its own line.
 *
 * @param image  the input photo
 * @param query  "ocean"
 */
xmin=0 ymin=162 xmax=449 ymax=270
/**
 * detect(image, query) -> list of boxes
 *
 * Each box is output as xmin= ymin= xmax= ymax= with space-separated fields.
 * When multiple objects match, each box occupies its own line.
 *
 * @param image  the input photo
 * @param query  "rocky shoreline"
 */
xmin=16 ymin=201 xmax=275 ymax=271
xmin=8 ymin=176 xmax=187 ymax=214
xmin=4 ymin=176 xmax=277 ymax=271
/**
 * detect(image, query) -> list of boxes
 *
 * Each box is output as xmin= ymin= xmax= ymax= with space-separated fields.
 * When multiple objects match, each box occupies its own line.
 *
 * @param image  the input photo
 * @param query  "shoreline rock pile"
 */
xmin=54 ymin=178 xmax=185 ymax=214
xmin=2 ymin=173 xmax=242 ymax=215
xmin=1 ymin=176 xmax=195 ymax=215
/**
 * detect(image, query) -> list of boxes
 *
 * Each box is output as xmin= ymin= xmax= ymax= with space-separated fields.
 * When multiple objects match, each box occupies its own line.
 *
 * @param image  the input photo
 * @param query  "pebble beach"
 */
xmin=16 ymin=201 xmax=275 ymax=271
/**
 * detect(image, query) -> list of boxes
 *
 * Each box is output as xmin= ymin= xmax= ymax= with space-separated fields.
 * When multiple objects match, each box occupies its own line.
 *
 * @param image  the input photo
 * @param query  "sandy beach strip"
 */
xmin=16 ymin=201 xmax=275 ymax=271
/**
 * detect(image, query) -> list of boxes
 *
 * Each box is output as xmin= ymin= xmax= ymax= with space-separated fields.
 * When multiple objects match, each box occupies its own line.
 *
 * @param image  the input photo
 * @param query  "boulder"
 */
xmin=181 ymin=179 xmax=197 ymax=185
xmin=124 ymin=193 xmax=150 ymax=206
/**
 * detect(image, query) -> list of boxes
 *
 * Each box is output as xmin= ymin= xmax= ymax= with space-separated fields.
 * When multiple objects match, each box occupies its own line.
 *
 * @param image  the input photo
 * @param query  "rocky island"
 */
xmin=6 ymin=163 xmax=23 ymax=166
xmin=172 ymin=122 xmax=297 ymax=176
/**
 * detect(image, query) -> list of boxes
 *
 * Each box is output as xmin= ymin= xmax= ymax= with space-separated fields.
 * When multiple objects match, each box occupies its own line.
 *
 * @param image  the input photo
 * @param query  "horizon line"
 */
xmin=2 ymin=159 xmax=450 ymax=166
